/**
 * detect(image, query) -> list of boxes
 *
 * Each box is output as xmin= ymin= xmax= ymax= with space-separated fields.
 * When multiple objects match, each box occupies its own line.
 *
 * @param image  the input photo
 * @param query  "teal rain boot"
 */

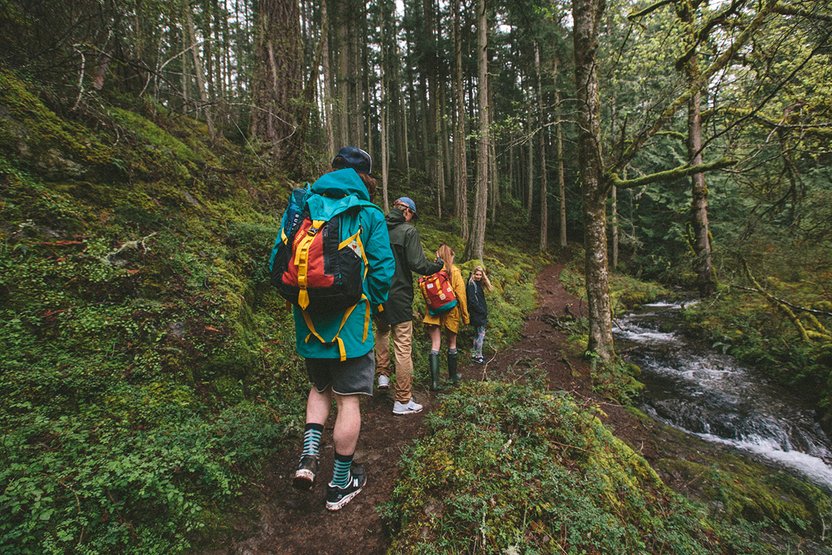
xmin=429 ymin=353 xmax=441 ymax=391
xmin=448 ymin=351 xmax=459 ymax=385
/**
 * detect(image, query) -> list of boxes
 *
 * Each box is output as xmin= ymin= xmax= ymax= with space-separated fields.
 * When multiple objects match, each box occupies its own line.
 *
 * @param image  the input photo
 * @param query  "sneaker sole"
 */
xmin=325 ymin=485 xmax=365 ymax=511
xmin=292 ymin=470 xmax=315 ymax=490
xmin=392 ymin=407 xmax=423 ymax=415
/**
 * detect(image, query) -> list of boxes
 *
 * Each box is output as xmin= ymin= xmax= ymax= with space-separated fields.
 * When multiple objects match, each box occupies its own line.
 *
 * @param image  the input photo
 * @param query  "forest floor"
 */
xmin=200 ymin=263 xmax=726 ymax=555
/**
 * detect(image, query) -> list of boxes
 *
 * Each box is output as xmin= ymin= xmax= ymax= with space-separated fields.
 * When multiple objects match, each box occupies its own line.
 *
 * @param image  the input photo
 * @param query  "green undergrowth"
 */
xmin=656 ymin=453 xmax=832 ymax=554
xmin=0 ymin=72 xmax=307 ymax=553
xmin=381 ymin=378 xmax=812 ymax=554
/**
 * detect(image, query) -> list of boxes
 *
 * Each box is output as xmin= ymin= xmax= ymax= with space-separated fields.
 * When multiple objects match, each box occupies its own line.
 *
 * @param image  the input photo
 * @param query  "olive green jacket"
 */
xmin=380 ymin=209 xmax=443 ymax=324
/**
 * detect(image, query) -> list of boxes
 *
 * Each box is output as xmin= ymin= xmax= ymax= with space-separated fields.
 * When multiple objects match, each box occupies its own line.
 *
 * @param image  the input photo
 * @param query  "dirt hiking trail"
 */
xmin=201 ymin=263 xmax=698 ymax=554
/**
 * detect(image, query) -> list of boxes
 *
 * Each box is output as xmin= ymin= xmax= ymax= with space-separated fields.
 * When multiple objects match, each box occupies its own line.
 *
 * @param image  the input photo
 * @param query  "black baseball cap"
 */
xmin=332 ymin=146 xmax=372 ymax=175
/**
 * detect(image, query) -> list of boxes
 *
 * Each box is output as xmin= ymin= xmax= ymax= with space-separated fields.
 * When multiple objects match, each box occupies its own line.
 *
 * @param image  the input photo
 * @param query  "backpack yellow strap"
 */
xmin=295 ymin=220 xmax=324 ymax=310
xmin=301 ymin=294 xmax=370 ymax=362
xmin=339 ymin=229 xmax=369 ymax=279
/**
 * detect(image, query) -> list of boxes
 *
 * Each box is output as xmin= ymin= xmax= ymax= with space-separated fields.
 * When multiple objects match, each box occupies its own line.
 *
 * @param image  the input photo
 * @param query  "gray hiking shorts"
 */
xmin=305 ymin=351 xmax=375 ymax=396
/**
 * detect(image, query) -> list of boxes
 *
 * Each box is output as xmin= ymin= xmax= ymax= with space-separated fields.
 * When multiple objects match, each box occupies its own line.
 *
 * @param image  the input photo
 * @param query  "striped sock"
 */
xmin=301 ymin=423 xmax=323 ymax=457
xmin=449 ymin=348 xmax=458 ymax=355
xmin=331 ymin=452 xmax=353 ymax=488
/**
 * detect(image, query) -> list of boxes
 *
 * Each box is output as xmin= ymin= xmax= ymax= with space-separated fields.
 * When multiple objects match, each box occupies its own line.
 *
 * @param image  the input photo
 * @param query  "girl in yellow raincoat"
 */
xmin=423 ymin=243 xmax=469 ymax=389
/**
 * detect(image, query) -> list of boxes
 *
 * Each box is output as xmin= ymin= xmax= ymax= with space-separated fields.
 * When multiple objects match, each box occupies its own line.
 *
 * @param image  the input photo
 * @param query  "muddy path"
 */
xmin=200 ymin=263 xmax=705 ymax=554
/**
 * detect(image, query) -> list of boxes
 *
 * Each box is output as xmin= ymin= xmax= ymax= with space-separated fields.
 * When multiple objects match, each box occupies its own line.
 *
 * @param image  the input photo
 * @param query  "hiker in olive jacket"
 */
xmin=376 ymin=197 xmax=443 ymax=415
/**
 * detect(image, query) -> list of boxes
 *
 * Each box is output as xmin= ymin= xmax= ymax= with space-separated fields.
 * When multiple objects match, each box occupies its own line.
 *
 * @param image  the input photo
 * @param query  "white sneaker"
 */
xmin=377 ymin=375 xmax=390 ymax=389
xmin=392 ymin=398 xmax=423 ymax=415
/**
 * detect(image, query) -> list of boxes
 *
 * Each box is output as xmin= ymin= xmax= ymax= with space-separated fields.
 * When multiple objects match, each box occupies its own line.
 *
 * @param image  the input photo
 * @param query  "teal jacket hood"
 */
xmin=306 ymin=169 xmax=375 ymax=220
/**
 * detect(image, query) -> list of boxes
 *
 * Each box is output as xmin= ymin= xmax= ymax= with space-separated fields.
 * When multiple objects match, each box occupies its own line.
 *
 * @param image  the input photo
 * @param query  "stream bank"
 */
xmin=616 ymin=301 xmax=832 ymax=490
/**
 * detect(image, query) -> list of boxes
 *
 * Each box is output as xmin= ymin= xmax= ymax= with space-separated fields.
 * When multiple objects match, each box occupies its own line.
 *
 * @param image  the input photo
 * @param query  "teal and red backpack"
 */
xmin=269 ymin=186 xmax=369 ymax=314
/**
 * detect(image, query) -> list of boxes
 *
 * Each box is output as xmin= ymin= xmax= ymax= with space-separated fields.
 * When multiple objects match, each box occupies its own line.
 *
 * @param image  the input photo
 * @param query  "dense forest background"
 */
xmin=1 ymin=0 xmax=831 ymax=552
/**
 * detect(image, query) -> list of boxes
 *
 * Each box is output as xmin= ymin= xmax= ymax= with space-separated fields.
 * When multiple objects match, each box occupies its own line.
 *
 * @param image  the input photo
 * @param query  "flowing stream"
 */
xmin=615 ymin=301 xmax=832 ymax=490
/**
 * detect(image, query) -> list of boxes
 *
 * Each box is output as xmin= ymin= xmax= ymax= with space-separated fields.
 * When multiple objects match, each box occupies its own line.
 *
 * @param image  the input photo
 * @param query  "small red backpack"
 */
xmin=419 ymin=270 xmax=458 ymax=316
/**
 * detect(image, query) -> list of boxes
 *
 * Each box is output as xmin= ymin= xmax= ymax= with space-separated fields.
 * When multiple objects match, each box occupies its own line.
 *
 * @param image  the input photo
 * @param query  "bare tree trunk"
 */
xmin=535 ymin=42 xmax=549 ymax=252
xmin=527 ymin=117 xmax=534 ymax=219
xmin=453 ymin=0 xmax=469 ymax=241
xmin=611 ymin=183 xmax=619 ymax=269
xmin=337 ymin=11 xmax=349 ymax=146
xmin=351 ymin=2 xmax=363 ymax=145
xmin=554 ymin=55 xmax=567 ymax=248
xmin=321 ymin=0 xmax=335 ymax=155
xmin=181 ymin=21 xmax=191 ymax=112
xmin=573 ymin=0 xmax=615 ymax=363
xmin=689 ymin=88 xmax=715 ymax=296
xmin=250 ymin=0 xmax=302 ymax=171
xmin=488 ymin=86 xmax=498 ymax=223
xmin=465 ymin=0 xmax=488 ymax=261
xmin=184 ymin=1 xmax=215 ymax=137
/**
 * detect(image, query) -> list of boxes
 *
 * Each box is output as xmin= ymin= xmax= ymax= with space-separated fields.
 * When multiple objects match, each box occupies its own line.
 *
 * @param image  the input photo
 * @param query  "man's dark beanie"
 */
xmin=332 ymin=146 xmax=372 ymax=175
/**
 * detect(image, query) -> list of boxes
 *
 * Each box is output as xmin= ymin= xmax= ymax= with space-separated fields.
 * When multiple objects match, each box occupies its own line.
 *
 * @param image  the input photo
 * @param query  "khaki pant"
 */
xmin=375 ymin=319 xmax=414 ymax=403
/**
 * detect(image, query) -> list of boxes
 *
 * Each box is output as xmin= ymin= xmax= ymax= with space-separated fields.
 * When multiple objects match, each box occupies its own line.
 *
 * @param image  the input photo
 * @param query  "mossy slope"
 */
xmin=0 ymin=70 xmax=305 ymax=553
xmin=384 ymin=380 xmax=831 ymax=554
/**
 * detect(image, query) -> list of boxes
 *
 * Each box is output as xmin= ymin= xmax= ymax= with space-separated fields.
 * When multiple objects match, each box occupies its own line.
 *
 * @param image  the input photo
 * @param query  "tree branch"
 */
xmin=627 ymin=0 xmax=674 ymax=20
xmin=773 ymin=5 xmax=832 ymax=22
xmin=611 ymin=158 xmax=736 ymax=188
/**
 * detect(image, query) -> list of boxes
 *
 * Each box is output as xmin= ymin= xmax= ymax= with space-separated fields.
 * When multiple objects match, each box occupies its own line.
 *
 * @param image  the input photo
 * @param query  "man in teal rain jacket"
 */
xmin=278 ymin=147 xmax=395 ymax=511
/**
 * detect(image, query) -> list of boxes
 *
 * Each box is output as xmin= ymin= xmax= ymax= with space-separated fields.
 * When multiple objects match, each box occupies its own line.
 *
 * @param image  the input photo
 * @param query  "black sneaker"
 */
xmin=292 ymin=455 xmax=319 ymax=490
xmin=325 ymin=463 xmax=367 ymax=511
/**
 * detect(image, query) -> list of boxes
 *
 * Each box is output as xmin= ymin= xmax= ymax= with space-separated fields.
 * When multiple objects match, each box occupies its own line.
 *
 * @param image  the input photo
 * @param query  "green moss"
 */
xmin=656 ymin=456 xmax=832 ymax=552
xmin=0 ymin=73 xmax=306 ymax=553
xmin=383 ymin=381 xmax=720 ymax=554
xmin=0 ymin=70 xmax=113 ymax=175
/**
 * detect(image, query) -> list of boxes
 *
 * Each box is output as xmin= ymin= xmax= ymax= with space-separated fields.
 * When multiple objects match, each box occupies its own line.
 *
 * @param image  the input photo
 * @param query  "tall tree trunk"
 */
xmin=202 ymin=0 xmax=215 ymax=103
xmin=351 ymin=1 xmax=363 ymax=145
xmin=184 ymin=1 xmax=215 ymax=137
xmin=465 ymin=0 xmax=488 ymax=261
xmin=573 ymin=0 xmax=615 ymax=363
xmin=337 ymin=11 xmax=349 ymax=146
xmin=180 ymin=21 xmax=190 ymax=112
xmin=535 ymin=42 xmax=549 ymax=252
xmin=689 ymin=88 xmax=715 ymax=296
xmin=488 ymin=82 xmax=498 ymax=223
xmin=321 ymin=0 xmax=335 ymax=155
xmin=250 ymin=0 xmax=302 ymax=172
xmin=527 ymin=117 xmax=534 ymax=219
xmin=381 ymin=85 xmax=390 ymax=209
xmin=453 ymin=0 xmax=469 ymax=241
xmin=611 ymin=183 xmax=619 ymax=269
xmin=678 ymin=0 xmax=716 ymax=296
xmin=554 ymin=55 xmax=567 ymax=248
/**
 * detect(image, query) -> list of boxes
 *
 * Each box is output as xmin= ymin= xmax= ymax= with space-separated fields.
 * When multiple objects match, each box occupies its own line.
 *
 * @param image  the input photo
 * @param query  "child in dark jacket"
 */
xmin=466 ymin=265 xmax=492 ymax=364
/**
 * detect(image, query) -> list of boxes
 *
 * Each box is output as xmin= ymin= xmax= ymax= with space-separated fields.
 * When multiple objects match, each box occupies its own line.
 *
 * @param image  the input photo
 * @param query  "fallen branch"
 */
xmin=101 ymin=232 xmax=158 ymax=265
